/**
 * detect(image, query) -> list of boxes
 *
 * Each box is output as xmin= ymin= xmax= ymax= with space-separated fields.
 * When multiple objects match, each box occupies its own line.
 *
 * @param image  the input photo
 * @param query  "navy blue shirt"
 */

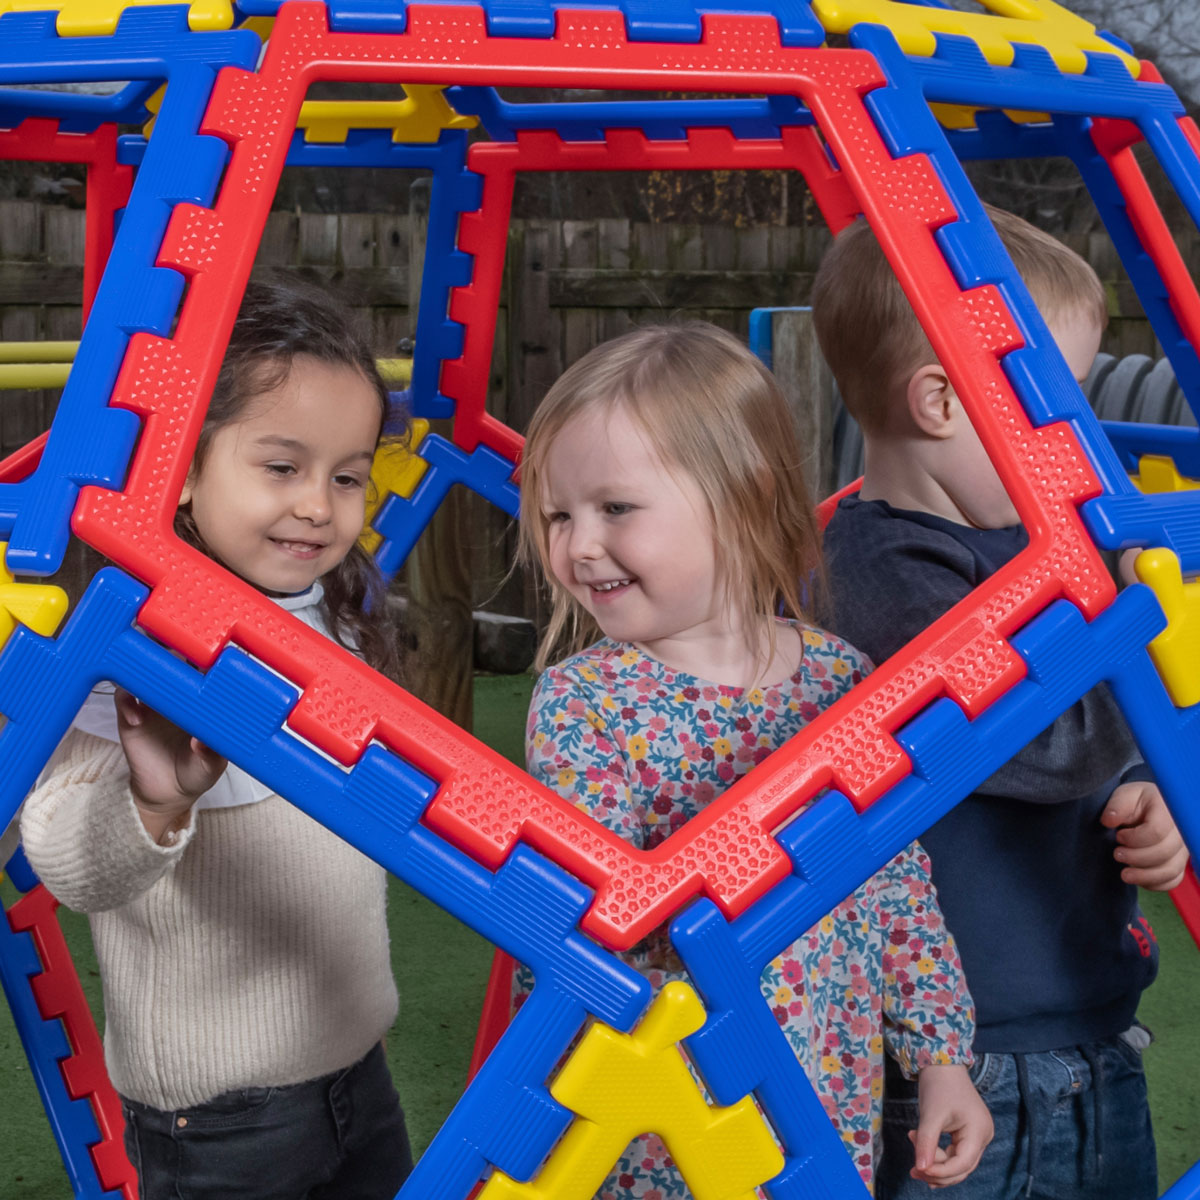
xmin=824 ymin=496 xmax=1157 ymax=1052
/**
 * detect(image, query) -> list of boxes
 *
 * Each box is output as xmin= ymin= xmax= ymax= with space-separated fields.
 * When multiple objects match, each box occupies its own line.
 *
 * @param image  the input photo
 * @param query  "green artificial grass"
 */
xmin=2 ymin=672 xmax=1198 ymax=1193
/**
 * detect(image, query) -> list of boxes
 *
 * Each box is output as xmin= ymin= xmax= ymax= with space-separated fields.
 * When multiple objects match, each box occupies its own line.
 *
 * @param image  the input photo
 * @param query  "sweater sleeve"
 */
xmin=20 ymin=728 xmax=195 ymax=913
xmin=525 ymin=663 xmax=640 ymax=843
xmin=827 ymin=512 xmax=1140 ymax=803
xmin=876 ymin=840 xmax=975 ymax=1077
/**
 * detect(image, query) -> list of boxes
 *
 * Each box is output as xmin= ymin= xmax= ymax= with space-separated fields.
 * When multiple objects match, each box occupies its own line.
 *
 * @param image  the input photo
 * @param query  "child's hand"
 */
xmin=1101 ymin=781 xmax=1188 ymax=891
xmin=115 ymin=690 xmax=226 ymax=844
xmin=909 ymin=1063 xmax=993 ymax=1188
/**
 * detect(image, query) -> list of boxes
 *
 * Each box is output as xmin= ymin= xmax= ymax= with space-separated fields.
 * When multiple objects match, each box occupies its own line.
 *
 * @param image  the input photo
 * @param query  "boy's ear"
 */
xmin=906 ymin=364 xmax=957 ymax=439
xmin=179 ymin=468 xmax=195 ymax=506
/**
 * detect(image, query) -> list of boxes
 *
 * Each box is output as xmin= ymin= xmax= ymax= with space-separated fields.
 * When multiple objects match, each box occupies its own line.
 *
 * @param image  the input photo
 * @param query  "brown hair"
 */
xmin=519 ymin=322 xmax=824 ymax=672
xmin=176 ymin=276 xmax=406 ymax=682
xmin=810 ymin=203 xmax=1108 ymax=433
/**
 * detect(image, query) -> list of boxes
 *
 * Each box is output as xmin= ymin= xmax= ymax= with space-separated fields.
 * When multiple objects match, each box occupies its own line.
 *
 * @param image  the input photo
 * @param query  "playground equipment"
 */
xmin=3 ymin=0 xmax=1200 ymax=1196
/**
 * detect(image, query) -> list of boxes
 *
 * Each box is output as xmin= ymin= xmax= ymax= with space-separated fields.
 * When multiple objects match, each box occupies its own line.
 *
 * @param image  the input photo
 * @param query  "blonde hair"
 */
xmin=810 ymin=203 xmax=1108 ymax=434
xmin=520 ymin=322 xmax=824 ymax=672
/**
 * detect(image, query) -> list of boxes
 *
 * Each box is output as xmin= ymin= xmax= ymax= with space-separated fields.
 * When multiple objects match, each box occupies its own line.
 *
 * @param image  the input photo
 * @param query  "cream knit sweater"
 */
xmin=20 ymin=728 xmax=399 ymax=1111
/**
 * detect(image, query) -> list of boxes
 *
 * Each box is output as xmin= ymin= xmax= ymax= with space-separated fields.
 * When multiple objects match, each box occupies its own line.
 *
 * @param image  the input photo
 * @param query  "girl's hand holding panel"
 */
xmin=1102 ymin=780 xmax=1188 ymax=891
xmin=910 ymin=1062 xmax=993 ymax=1188
xmin=115 ymin=688 xmax=227 ymax=845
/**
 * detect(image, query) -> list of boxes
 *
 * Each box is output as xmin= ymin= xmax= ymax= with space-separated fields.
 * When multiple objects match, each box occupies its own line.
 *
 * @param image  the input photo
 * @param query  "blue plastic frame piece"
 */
xmin=671 ymin=584 xmax=1171 ymax=1199
xmin=371 ymin=434 xmax=519 ymax=579
xmin=448 ymin=87 xmax=816 ymax=142
xmin=3 ymin=843 xmax=38 ymax=893
xmin=0 ymin=8 xmax=261 ymax=576
xmin=0 ymin=912 xmax=124 ymax=1199
xmin=238 ymin=0 xmax=826 ymax=44
xmin=0 ymin=566 xmax=648 ymax=1197
xmin=0 ymin=80 xmax=158 ymax=131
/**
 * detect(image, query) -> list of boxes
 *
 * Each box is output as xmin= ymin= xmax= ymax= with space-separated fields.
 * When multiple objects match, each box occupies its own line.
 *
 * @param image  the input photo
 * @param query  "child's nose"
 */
xmin=568 ymin=517 xmax=602 ymax=560
xmin=294 ymin=480 xmax=332 ymax=523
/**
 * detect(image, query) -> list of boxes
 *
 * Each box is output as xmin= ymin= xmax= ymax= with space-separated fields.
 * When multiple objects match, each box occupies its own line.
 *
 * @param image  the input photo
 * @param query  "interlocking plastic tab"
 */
xmin=479 ymin=983 xmax=784 ymax=1200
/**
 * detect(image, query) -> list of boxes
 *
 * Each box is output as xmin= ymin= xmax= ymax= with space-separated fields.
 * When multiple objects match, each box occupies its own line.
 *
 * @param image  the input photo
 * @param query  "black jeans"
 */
xmin=122 ymin=1042 xmax=413 ymax=1199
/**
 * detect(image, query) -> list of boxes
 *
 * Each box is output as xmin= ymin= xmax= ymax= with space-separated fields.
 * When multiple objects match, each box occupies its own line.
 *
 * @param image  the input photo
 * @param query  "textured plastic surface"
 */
xmin=4 ymin=1 xmax=1200 ymax=1197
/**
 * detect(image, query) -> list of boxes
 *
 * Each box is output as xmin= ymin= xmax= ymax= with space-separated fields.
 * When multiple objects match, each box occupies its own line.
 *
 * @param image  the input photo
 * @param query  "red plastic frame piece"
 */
xmin=8 ymin=885 xmax=138 ymax=1197
xmin=1089 ymin=111 xmax=1200 ymax=359
xmin=70 ymin=3 xmax=1113 ymax=949
xmin=0 ymin=118 xmax=133 ymax=321
xmin=444 ymin=123 xmax=858 ymax=461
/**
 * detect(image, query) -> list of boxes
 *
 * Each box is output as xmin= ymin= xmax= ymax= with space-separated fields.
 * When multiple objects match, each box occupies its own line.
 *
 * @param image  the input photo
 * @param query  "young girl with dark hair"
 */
xmin=20 ymin=277 xmax=413 ymax=1199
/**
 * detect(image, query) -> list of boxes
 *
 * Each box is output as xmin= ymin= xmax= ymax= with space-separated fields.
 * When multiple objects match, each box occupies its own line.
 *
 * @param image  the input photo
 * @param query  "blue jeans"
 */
xmin=876 ymin=1030 xmax=1157 ymax=1200
xmin=122 ymin=1042 xmax=413 ymax=1199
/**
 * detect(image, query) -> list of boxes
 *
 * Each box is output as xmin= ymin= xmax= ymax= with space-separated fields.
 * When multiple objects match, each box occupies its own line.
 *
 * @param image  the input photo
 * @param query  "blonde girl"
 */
xmin=517 ymin=323 xmax=991 ymax=1197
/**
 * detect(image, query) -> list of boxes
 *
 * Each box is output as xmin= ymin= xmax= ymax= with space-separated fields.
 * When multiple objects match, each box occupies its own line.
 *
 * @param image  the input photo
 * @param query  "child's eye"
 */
xmin=265 ymin=462 xmax=296 ymax=477
xmin=604 ymin=502 xmax=633 ymax=517
xmin=334 ymin=473 xmax=367 ymax=489
xmin=546 ymin=510 xmax=570 ymax=525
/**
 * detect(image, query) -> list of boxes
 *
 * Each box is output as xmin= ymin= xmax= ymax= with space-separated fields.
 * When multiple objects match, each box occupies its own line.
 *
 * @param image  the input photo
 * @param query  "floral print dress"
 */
xmin=519 ymin=627 xmax=974 ymax=1197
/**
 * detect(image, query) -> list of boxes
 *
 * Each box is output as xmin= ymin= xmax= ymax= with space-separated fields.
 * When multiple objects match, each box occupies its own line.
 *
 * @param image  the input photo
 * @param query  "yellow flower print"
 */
xmin=718 ymin=695 xmax=733 ymax=708
xmin=558 ymin=767 xmax=577 ymax=788
xmin=820 ymin=915 xmax=835 ymax=934
xmin=679 ymin=757 xmax=690 ymax=771
xmin=917 ymin=957 xmax=935 ymax=974
xmin=628 ymin=734 xmax=649 ymax=760
xmin=587 ymin=782 xmax=601 ymax=794
xmin=713 ymin=737 xmax=733 ymax=757
xmin=579 ymin=665 xmax=598 ymax=682
xmin=803 ymin=629 xmax=824 ymax=647
xmin=533 ymin=731 xmax=547 ymax=749
xmin=602 ymin=695 xmax=616 ymax=710
xmin=621 ymin=649 xmax=639 ymax=665
xmin=870 ymin=1035 xmax=884 ymax=1055
xmin=774 ymin=985 xmax=790 ymax=1005
xmin=832 ymin=659 xmax=849 ymax=676
xmin=871 ymin=1076 xmax=883 ymax=1099
xmin=586 ymin=709 xmax=606 ymax=731
xmin=747 ymin=688 xmax=764 ymax=706
xmin=821 ymin=1054 xmax=841 ymax=1075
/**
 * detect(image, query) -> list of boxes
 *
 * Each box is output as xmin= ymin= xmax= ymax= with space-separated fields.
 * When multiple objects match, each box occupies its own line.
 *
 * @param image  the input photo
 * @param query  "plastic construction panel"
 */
xmin=0 ymin=8 xmax=260 ymax=575
xmin=445 ymin=123 xmax=856 ymax=470
xmin=671 ymin=585 xmax=1166 ymax=1199
xmin=0 ymin=898 xmax=123 ymax=1199
xmin=0 ymin=118 xmax=134 ymax=317
xmin=0 ymin=565 xmax=649 ymax=1199
xmin=448 ymin=85 xmax=816 ymax=142
xmin=236 ymin=0 xmax=828 ymax=44
xmin=852 ymin=27 xmax=1139 ymax=504
xmin=0 ymin=0 xmax=1133 ymax=951
xmin=371 ymin=434 xmax=518 ymax=578
xmin=0 ymin=78 xmax=157 ymax=129
xmin=6 ymin=886 xmax=138 ymax=1198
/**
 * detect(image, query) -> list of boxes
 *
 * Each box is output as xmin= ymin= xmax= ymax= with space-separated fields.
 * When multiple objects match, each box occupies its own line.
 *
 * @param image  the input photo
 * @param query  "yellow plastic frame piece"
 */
xmin=478 ymin=983 xmax=784 ymax=1200
xmin=811 ymin=0 xmax=1139 ymax=76
xmin=0 ymin=0 xmax=233 ymax=35
xmin=1133 ymin=454 xmax=1200 ymax=494
xmin=298 ymin=89 xmax=477 ymax=145
xmin=0 ymin=544 xmax=69 ymax=648
xmin=1134 ymin=547 xmax=1200 ymax=709
xmin=360 ymin=417 xmax=430 ymax=554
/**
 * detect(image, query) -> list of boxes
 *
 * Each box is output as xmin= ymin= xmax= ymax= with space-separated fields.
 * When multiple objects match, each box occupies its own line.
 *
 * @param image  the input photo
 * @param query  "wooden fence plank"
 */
xmin=549 ymin=268 xmax=816 ymax=309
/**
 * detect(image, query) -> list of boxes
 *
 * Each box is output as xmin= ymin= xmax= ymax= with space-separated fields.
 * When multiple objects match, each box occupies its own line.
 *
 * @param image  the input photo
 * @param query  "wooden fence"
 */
xmin=0 ymin=196 xmax=1183 ymax=624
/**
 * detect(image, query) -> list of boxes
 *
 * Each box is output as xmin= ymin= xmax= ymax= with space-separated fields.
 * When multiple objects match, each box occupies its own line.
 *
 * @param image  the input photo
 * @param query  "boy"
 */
xmin=814 ymin=206 xmax=1187 ymax=1200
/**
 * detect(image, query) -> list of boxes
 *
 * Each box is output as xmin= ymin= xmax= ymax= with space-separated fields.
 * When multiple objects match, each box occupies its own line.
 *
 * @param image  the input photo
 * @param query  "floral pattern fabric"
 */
xmin=520 ymin=629 xmax=974 ymax=1197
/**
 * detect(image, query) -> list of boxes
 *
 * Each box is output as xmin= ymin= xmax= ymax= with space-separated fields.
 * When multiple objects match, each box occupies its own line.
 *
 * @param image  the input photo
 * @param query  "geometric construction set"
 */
xmin=2 ymin=0 xmax=1200 ymax=1196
